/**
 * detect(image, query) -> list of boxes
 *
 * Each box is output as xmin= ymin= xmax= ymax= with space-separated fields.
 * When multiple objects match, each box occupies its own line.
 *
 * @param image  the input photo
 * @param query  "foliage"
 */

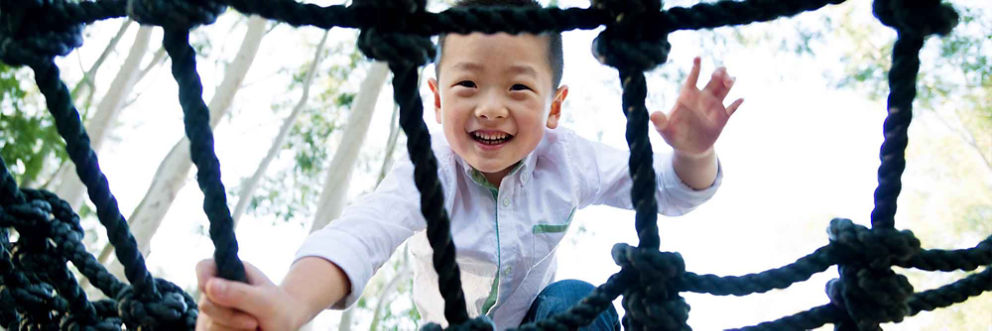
xmin=0 ymin=64 xmax=66 ymax=188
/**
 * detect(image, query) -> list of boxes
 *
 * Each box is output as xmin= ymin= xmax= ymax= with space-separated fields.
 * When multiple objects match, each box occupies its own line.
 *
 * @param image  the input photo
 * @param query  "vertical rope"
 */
xmin=390 ymin=61 xmax=470 ymax=325
xmin=161 ymin=28 xmax=246 ymax=283
xmin=28 ymin=58 xmax=159 ymax=297
xmin=868 ymin=34 xmax=922 ymax=230
xmin=619 ymin=69 xmax=660 ymax=250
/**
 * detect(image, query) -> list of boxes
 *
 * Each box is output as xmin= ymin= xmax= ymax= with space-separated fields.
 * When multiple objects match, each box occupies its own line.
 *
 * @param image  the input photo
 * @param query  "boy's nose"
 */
xmin=474 ymin=94 xmax=508 ymax=120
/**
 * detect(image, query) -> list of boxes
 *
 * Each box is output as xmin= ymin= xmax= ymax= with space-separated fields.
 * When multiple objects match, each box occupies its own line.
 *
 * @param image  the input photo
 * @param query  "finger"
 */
xmin=205 ymin=277 xmax=273 ymax=317
xmin=196 ymin=259 xmax=218 ymax=293
xmin=683 ymin=56 xmax=701 ymax=90
xmin=199 ymin=298 xmax=259 ymax=330
xmin=702 ymin=67 xmax=732 ymax=101
xmin=726 ymin=98 xmax=744 ymax=116
xmin=650 ymin=111 xmax=668 ymax=131
xmin=240 ymin=261 xmax=269 ymax=286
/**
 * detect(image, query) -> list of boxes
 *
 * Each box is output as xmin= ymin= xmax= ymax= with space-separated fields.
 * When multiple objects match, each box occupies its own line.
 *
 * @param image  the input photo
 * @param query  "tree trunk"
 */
xmin=308 ymin=62 xmax=389 ymax=232
xmin=230 ymin=31 xmax=330 ymax=226
xmin=71 ymin=19 xmax=132 ymax=107
xmin=96 ymin=15 xmax=268 ymax=269
xmin=49 ymin=25 xmax=152 ymax=210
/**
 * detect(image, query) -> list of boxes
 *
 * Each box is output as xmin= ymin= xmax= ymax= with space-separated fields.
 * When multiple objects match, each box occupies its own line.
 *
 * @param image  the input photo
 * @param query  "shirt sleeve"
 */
xmin=294 ymin=157 xmax=426 ymax=309
xmin=570 ymin=131 xmax=723 ymax=216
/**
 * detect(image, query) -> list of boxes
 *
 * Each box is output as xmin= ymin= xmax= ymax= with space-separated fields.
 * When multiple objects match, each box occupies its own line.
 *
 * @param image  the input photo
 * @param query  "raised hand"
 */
xmin=651 ymin=57 xmax=742 ymax=157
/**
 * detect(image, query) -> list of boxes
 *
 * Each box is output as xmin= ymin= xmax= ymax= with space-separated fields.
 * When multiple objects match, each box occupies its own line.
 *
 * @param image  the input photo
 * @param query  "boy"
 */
xmin=196 ymin=0 xmax=742 ymax=329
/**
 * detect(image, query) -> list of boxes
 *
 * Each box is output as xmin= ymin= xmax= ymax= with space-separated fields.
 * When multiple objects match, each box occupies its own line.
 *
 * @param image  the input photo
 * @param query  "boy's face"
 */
xmin=429 ymin=33 xmax=568 ymax=183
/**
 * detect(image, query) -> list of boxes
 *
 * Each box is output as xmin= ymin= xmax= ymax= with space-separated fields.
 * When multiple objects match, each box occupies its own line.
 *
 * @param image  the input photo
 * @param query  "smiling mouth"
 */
xmin=470 ymin=131 xmax=514 ymax=145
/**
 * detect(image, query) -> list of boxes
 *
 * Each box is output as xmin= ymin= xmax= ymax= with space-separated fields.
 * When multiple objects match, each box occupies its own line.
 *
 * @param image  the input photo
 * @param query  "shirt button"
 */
xmin=502 ymin=198 xmax=510 ymax=207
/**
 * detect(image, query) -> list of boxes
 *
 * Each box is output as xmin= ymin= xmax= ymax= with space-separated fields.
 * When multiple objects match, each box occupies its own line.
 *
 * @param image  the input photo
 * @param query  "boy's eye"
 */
xmin=455 ymin=81 xmax=476 ymax=88
xmin=510 ymin=84 xmax=532 ymax=91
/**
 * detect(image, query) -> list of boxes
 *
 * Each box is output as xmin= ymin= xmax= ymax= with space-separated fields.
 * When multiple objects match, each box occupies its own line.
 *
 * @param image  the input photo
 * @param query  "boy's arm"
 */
xmin=280 ymin=257 xmax=352 ymax=327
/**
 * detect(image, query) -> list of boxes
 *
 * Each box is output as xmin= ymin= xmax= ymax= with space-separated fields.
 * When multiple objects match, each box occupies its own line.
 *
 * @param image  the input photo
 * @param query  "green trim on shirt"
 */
xmin=532 ymin=207 xmax=576 ymax=233
xmin=469 ymin=167 xmax=504 ymax=316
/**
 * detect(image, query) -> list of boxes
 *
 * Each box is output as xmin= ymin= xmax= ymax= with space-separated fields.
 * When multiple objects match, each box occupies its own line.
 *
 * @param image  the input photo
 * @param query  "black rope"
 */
xmin=30 ymin=57 xmax=159 ymax=298
xmin=161 ymin=27 xmax=246 ymax=283
xmin=358 ymin=0 xmax=472 ymax=322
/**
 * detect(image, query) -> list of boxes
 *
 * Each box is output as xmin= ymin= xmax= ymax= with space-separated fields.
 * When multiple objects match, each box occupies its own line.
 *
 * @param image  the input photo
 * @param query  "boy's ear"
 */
xmin=546 ymin=85 xmax=568 ymax=129
xmin=428 ymin=78 xmax=442 ymax=124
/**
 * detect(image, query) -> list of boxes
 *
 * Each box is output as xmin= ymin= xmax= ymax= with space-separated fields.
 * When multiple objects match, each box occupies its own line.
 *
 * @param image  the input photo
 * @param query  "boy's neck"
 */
xmin=482 ymin=168 xmax=512 ymax=188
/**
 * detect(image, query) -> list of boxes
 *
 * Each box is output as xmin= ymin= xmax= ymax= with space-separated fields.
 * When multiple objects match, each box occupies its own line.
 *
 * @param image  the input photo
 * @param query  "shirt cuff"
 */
xmin=293 ymin=228 xmax=374 ymax=309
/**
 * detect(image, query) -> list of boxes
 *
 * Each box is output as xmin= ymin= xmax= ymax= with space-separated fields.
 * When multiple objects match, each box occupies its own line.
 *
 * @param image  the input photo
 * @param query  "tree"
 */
xmin=0 ymin=64 xmax=62 ymax=188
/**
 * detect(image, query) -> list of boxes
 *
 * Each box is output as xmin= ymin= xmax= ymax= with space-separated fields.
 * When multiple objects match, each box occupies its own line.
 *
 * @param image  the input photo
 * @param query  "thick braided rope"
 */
xmin=355 ymin=0 xmax=471 ymax=323
xmin=823 ymin=1 xmax=960 ymax=330
xmin=391 ymin=61 xmax=471 ymax=326
xmin=868 ymin=0 xmax=957 ymax=230
xmin=160 ymin=28 xmax=246 ymax=283
xmin=41 ymin=0 xmax=849 ymax=37
xmin=29 ymin=58 xmax=160 ymax=298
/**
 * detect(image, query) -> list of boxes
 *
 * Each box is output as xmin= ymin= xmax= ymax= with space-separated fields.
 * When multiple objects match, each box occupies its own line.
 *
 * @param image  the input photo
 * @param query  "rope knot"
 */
xmin=828 ymin=218 xmax=920 ymax=268
xmin=872 ymin=0 xmax=958 ymax=37
xmin=356 ymin=0 xmax=434 ymax=68
xmin=0 ymin=0 xmax=83 ymax=66
xmin=127 ymin=0 xmax=226 ymax=30
xmin=3 ymin=198 xmax=54 ymax=229
xmin=591 ymin=0 xmax=669 ymax=72
xmin=59 ymin=299 xmax=122 ymax=331
xmin=612 ymin=243 xmax=688 ymax=331
xmin=826 ymin=218 xmax=918 ymax=329
xmin=59 ymin=313 xmax=121 ymax=331
xmin=116 ymin=278 xmax=196 ymax=330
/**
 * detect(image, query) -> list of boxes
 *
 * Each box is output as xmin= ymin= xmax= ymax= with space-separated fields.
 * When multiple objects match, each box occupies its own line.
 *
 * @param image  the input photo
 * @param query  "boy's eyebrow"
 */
xmin=505 ymin=65 xmax=536 ymax=77
xmin=447 ymin=63 xmax=536 ymax=77
xmin=450 ymin=62 xmax=483 ymax=72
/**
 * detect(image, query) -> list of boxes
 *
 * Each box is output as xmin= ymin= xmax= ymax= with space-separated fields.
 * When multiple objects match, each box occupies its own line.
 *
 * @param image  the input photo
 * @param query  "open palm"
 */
xmin=652 ymin=57 xmax=743 ymax=156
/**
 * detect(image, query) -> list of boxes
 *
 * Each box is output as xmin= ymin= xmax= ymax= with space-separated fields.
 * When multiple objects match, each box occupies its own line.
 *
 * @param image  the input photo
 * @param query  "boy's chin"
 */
xmin=469 ymin=162 xmax=516 ymax=176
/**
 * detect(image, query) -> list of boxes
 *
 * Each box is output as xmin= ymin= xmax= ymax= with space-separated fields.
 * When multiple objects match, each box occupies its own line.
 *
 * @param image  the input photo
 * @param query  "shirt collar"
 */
xmin=459 ymin=129 xmax=548 ymax=188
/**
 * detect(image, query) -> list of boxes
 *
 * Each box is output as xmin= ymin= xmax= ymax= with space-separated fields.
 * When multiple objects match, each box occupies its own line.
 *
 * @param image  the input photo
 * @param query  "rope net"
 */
xmin=0 ymin=0 xmax=988 ymax=330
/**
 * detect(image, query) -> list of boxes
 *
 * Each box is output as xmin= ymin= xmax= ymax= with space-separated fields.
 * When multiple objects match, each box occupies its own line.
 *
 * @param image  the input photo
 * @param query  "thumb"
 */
xmin=650 ymin=111 xmax=668 ymax=131
xmin=204 ymin=277 xmax=273 ymax=317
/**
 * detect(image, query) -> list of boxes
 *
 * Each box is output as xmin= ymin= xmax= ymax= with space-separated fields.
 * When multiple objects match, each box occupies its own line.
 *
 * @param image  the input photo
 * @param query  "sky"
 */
xmin=30 ymin=0 xmax=991 ymax=330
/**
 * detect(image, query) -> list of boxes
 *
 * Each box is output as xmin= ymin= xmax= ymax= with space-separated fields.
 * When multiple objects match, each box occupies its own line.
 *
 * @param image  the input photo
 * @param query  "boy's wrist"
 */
xmin=279 ymin=287 xmax=313 ymax=329
xmin=673 ymin=147 xmax=715 ymax=161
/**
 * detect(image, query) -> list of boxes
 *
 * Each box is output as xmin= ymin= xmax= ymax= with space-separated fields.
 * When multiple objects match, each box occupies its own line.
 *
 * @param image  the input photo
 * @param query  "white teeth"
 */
xmin=472 ymin=132 xmax=512 ymax=144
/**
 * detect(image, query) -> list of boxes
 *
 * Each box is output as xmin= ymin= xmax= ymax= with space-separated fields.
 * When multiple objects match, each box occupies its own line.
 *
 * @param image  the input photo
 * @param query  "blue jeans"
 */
xmin=520 ymin=279 xmax=620 ymax=330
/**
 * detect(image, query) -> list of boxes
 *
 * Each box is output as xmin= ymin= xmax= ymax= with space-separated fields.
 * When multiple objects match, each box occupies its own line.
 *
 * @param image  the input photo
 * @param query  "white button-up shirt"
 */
xmin=296 ymin=127 xmax=721 ymax=329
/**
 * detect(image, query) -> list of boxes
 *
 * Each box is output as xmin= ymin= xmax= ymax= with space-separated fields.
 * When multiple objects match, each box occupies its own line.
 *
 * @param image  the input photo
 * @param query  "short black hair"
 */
xmin=436 ymin=0 xmax=564 ymax=89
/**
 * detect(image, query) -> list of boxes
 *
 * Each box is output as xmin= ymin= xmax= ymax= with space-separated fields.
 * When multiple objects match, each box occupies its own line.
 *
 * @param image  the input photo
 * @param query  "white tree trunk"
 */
xmin=50 ymin=25 xmax=152 ymax=210
xmin=230 ymin=31 xmax=330 ymax=226
xmin=308 ymin=62 xmax=389 ymax=232
xmin=97 ymin=15 xmax=268 ymax=269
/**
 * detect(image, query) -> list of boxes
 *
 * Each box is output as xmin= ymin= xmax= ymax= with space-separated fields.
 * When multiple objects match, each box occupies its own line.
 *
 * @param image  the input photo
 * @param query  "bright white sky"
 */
xmin=42 ymin=0 xmax=990 ymax=330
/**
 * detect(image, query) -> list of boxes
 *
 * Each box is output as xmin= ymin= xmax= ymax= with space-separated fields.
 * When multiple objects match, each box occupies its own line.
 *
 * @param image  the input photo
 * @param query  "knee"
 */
xmin=540 ymin=279 xmax=596 ymax=303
